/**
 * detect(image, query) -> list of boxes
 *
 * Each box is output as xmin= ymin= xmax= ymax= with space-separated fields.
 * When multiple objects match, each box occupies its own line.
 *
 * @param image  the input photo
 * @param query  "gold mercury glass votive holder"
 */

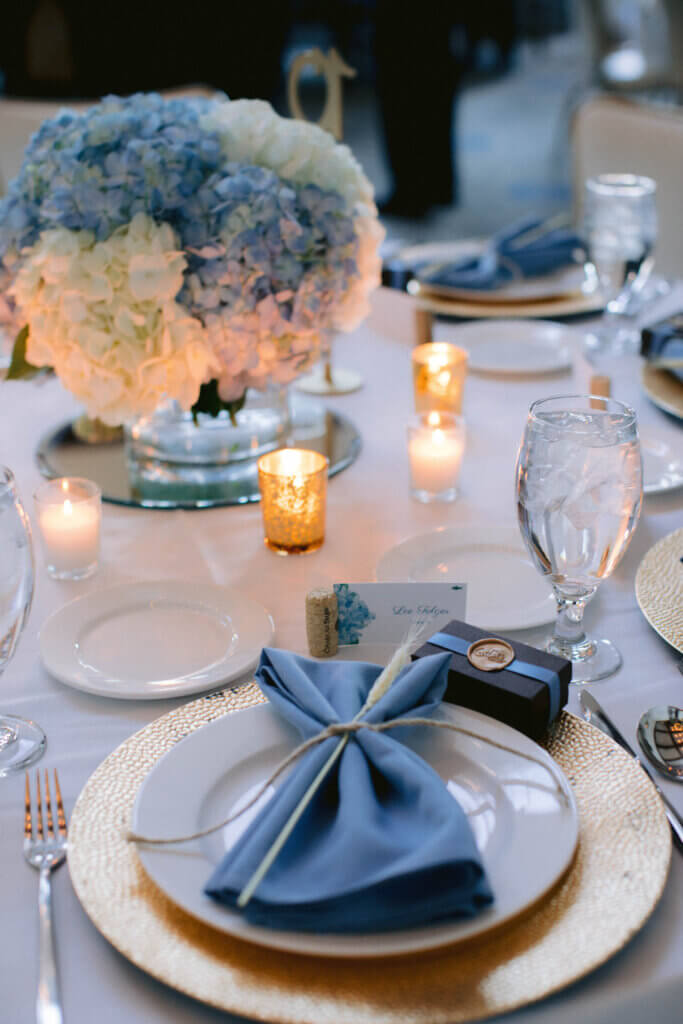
xmin=412 ymin=341 xmax=468 ymax=413
xmin=258 ymin=449 xmax=329 ymax=555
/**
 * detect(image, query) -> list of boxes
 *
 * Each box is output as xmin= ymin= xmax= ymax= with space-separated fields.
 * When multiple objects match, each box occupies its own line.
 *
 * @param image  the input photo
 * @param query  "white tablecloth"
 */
xmin=2 ymin=287 xmax=682 ymax=1023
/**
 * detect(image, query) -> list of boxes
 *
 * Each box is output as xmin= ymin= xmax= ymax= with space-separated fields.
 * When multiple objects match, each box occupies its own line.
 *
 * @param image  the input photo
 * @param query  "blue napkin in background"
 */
xmin=421 ymin=216 xmax=583 ymax=292
xmin=205 ymin=648 xmax=493 ymax=933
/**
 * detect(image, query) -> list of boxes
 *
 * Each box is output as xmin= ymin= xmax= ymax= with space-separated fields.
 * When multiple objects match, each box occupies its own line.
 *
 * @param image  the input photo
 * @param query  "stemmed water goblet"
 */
xmin=583 ymin=173 xmax=657 ymax=358
xmin=515 ymin=395 xmax=642 ymax=684
xmin=0 ymin=466 xmax=46 ymax=774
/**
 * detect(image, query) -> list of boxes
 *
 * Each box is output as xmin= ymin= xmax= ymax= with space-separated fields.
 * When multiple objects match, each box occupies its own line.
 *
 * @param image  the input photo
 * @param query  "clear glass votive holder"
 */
xmin=34 ymin=477 xmax=101 ymax=580
xmin=407 ymin=412 xmax=465 ymax=503
xmin=412 ymin=341 xmax=468 ymax=414
xmin=258 ymin=449 xmax=328 ymax=555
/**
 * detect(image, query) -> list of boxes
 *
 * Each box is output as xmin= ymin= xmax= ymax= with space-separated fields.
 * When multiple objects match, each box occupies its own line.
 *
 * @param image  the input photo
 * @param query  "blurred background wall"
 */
xmin=1 ymin=0 xmax=681 ymax=247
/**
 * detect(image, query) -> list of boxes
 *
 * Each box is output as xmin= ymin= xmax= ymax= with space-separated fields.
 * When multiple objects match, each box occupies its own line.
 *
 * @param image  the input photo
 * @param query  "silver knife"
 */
xmin=580 ymin=690 xmax=683 ymax=852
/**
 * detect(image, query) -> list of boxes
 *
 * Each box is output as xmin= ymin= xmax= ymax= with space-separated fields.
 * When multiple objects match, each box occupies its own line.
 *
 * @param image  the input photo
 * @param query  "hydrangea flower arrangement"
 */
xmin=0 ymin=93 xmax=383 ymax=425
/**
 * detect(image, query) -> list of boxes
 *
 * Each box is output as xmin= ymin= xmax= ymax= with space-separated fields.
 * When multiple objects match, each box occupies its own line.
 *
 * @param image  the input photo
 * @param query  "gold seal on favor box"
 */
xmin=467 ymin=637 xmax=515 ymax=672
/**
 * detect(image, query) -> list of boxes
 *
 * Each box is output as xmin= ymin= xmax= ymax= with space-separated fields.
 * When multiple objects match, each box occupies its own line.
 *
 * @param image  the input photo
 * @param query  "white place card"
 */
xmin=333 ymin=583 xmax=467 ymax=645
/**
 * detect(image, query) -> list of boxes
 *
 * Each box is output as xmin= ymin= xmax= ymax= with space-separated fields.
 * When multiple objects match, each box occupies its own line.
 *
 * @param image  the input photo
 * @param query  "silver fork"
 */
xmin=24 ymin=770 xmax=67 ymax=1024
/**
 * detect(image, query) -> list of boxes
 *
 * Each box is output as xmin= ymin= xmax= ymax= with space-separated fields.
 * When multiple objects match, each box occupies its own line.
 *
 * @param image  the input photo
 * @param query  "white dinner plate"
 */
xmin=40 ymin=580 xmax=274 ymax=699
xmin=133 ymin=701 xmax=578 ymax=958
xmin=642 ymin=436 xmax=683 ymax=495
xmin=376 ymin=526 xmax=556 ymax=632
xmin=438 ymin=319 xmax=574 ymax=376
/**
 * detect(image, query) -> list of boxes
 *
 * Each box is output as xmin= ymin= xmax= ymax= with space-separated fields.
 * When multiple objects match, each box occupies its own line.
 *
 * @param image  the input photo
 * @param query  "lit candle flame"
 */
xmin=427 ymin=411 xmax=441 ymax=427
xmin=63 ymin=499 xmax=73 ymax=517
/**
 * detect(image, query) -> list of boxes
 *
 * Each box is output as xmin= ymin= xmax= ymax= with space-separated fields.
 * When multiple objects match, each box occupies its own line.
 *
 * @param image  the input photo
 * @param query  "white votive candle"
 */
xmin=407 ymin=412 xmax=465 ymax=502
xmin=34 ymin=478 xmax=101 ymax=580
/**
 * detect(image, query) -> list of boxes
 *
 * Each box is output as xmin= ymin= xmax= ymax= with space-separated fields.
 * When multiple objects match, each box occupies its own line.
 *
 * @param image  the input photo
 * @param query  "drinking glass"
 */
xmin=515 ymin=396 xmax=642 ymax=683
xmin=0 ymin=467 xmax=46 ymax=775
xmin=583 ymin=174 xmax=657 ymax=356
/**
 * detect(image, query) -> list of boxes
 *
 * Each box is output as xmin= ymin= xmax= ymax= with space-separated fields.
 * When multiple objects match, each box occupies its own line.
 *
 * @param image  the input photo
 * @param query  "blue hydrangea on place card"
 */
xmin=334 ymin=584 xmax=376 ymax=644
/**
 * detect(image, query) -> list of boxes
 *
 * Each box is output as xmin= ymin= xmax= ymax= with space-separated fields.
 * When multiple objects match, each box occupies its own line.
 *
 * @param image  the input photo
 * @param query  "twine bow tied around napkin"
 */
xmin=129 ymin=643 xmax=567 ymax=933
xmin=421 ymin=215 xmax=584 ymax=292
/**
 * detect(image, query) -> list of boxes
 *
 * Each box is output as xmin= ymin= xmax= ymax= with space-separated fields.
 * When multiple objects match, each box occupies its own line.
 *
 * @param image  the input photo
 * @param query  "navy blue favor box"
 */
xmin=413 ymin=620 xmax=571 ymax=741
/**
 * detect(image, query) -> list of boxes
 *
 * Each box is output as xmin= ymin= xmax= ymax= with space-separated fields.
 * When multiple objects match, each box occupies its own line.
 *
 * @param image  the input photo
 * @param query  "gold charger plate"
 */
xmin=408 ymin=280 xmax=605 ymax=320
xmin=68 ymin=686 xmax=671 ymax=1024
xmin=635 ymin=527 xmax=683 ymax=653
xmin=642 ymin=364 xmax=683 ymax=420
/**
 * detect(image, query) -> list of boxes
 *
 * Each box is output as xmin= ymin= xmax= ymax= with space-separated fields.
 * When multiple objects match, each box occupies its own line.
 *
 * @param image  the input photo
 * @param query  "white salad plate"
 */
xmin=133 ymin=701 xmax=578 ymax=958
xmin=438 ymin=319 xmax=574 ymax=376
xmin=40 ymin=580 xmax=274 ymax=699
xmin=376 ymin=526 xmax=555 ymax=632
xmin=642 ymin=435 xmax=683 ymax=495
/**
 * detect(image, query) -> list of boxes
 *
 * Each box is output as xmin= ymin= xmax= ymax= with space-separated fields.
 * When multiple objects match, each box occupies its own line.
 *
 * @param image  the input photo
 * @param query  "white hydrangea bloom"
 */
xmin=202 ymin=98 xmax=376 ymax=213
xmin=11 ymin=214 xmax=216 ymax=425
xmin=201 ymin=99 xmax=384 ymax=339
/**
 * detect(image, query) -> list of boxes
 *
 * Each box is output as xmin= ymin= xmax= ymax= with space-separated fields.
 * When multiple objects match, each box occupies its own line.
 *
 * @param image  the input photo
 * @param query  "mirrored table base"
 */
xmin=36 ymin=398 xmax=361 ymax=510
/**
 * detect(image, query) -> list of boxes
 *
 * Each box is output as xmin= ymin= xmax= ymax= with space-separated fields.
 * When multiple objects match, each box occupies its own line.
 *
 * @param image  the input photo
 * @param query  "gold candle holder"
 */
xmin=258 ymin=449 xmax=328 ymax=555
xmin=412 ymin=341 xmax=467 ymax=413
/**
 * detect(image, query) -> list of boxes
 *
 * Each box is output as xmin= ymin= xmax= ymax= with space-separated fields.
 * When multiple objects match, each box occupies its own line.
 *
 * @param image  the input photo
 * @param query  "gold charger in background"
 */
xmin=68 ymin=686 xmax=671 ymax=1024
xmin=635 ymin=526 xmax=683 ymax=653
xmin=642 ymin=364 xmax=683 ymax=420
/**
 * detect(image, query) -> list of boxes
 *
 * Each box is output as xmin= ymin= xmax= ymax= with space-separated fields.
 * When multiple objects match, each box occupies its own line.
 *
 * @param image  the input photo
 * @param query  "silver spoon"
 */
xmin=637 ymin=706 xmax=683 ymax=782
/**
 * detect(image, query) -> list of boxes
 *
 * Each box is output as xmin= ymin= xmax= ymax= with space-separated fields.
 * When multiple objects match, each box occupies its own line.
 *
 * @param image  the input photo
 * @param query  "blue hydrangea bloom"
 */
xmin=0 ymin=94 xmax=361 ymax=351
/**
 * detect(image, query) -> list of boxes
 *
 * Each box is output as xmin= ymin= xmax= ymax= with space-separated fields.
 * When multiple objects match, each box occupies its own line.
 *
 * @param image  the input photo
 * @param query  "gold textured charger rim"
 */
xmin=67 ymin=686 xmax=672 ymax=1024
xmin=635 ymin=526 xmax=683 ymax=653
xmin=412 ymin=277 xmax=589 ymax=306
xmin=642 ymin=364 xmax=683 ymax=419
xmin=409 ymin=281 xmax=605 ymax=320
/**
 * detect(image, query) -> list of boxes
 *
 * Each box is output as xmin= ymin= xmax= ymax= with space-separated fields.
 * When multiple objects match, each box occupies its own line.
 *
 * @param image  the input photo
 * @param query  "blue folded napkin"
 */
xmin=421 ymin=216 xmax=583 ymax=292
xmin=205 ymin=648 xmax=493 ymax=933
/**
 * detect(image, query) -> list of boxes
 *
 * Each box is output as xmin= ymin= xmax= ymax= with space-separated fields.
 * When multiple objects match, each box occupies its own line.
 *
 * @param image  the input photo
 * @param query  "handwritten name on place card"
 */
xmin=333 ymin=583 xmax=467 ymax=645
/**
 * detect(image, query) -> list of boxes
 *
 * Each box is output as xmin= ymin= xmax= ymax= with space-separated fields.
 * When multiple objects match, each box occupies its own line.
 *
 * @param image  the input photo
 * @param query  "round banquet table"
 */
xmin=2 ymin=286 xmax=682 ymax=1024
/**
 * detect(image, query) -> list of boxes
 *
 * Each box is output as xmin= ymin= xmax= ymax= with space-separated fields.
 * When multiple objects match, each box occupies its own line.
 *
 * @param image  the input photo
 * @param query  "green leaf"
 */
xmin=5 ymin=326 xmax=46 ymax=381
xmin=191 ymin=380 xmax=247 ymax=425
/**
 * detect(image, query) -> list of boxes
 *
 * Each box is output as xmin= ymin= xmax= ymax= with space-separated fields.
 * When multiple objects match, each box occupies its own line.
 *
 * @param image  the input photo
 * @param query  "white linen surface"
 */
xmin=1 ymin=286 xmax=682 ymax=1022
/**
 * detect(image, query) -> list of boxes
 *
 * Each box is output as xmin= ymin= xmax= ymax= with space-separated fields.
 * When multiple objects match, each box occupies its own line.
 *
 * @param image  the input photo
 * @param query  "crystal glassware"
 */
xmin=0 ymin=467 xmax=46 ymax=775
xmin=583 ymin=173 xmax=657 ymax=356
xmin=515 ymin=395 xmax=642 ymax=683
xmin=258 ymin=449 xmax=328 ymax=555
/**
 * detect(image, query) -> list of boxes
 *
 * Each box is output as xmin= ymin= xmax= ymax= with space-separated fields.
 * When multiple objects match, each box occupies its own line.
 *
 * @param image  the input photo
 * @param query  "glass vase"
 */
xmin=124 ymin=385 xmax=291 ymax=505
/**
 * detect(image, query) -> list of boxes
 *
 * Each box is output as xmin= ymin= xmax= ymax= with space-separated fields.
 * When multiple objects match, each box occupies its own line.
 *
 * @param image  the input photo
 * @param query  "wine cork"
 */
xmin=306 ymin=587 xmax=338 ymax=657
xmin=590 ymin=375 xmax=611 ymax=409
